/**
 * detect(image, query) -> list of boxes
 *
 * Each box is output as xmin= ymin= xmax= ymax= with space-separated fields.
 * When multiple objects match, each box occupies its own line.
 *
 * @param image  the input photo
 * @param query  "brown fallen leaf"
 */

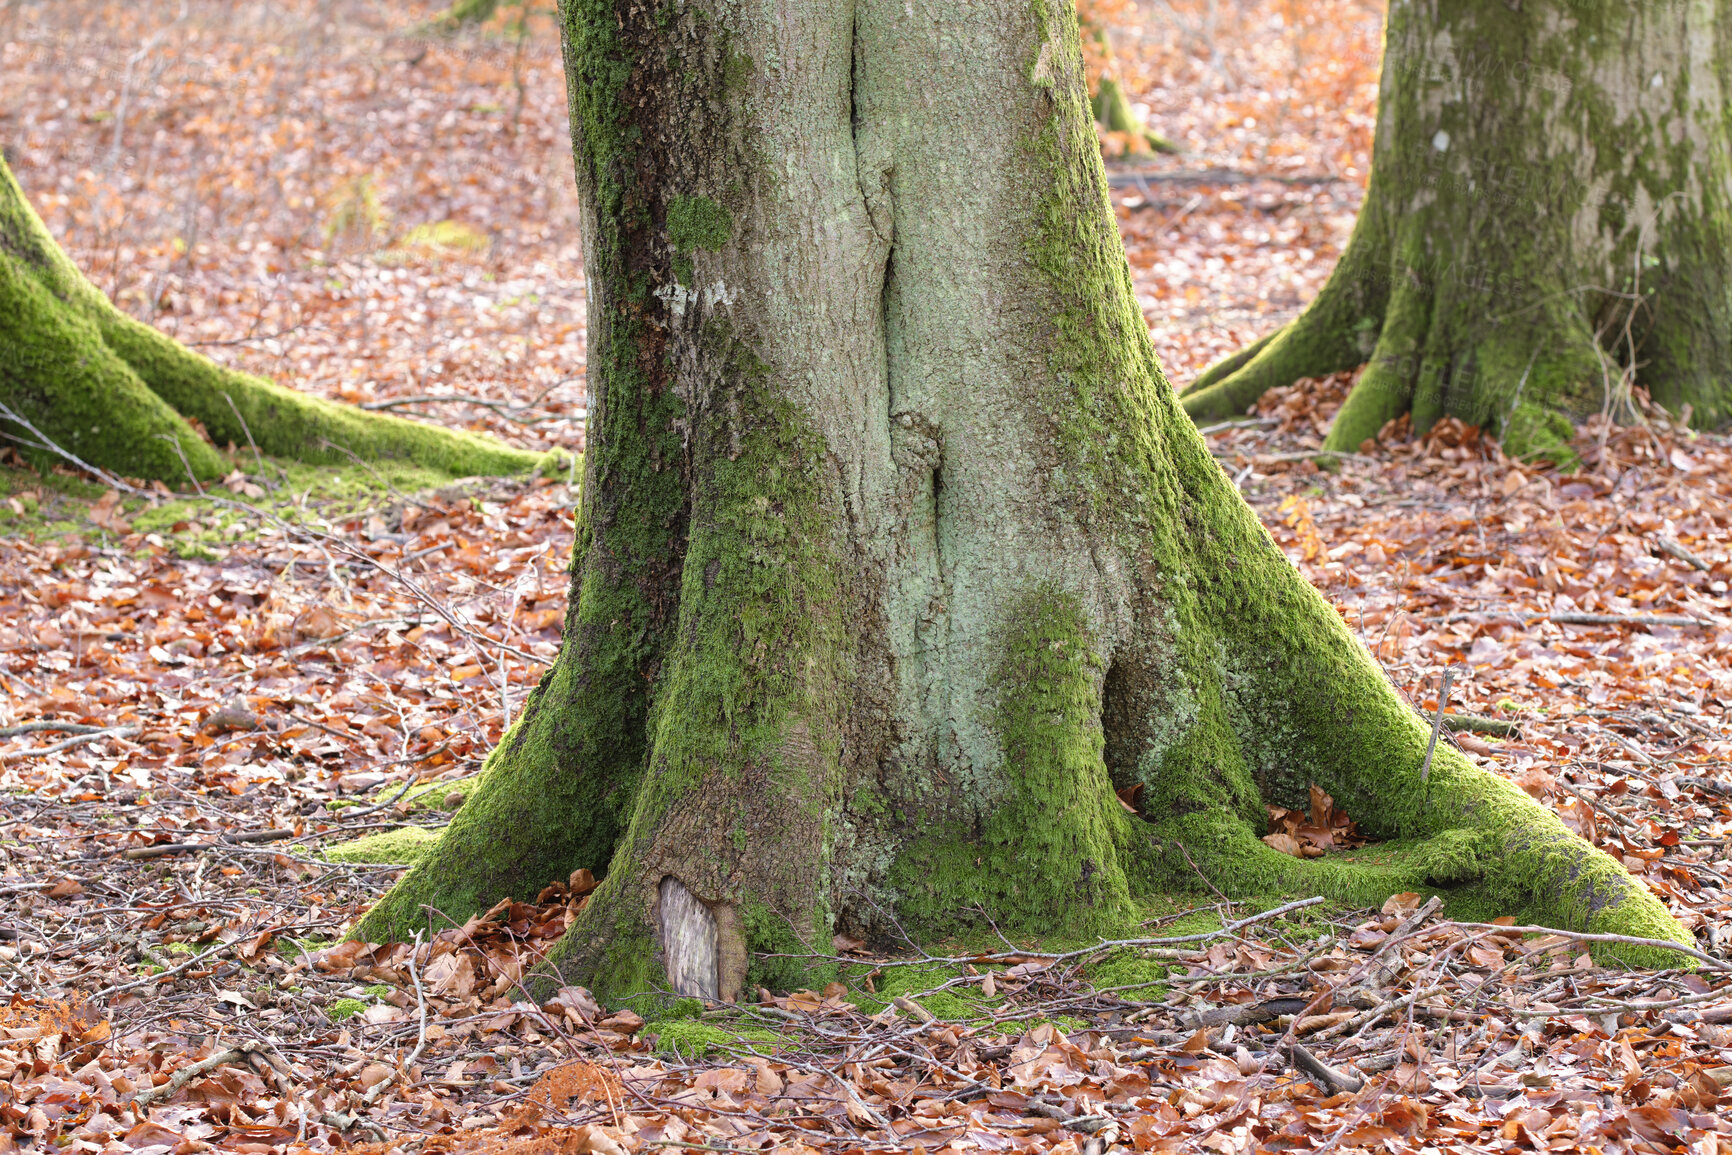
xmin=1262 ymin=832 xmax=1302 ymax=857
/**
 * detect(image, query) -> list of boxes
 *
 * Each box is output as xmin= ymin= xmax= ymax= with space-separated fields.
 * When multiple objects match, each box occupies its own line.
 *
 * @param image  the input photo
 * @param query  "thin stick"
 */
xmin=1420 ymin=667 xmax=1454 ymax=788
xmin=360 ymin=933 xmax=429 ymax=1105
xmin=223 ymin=391 xmax=274 ymax=493
xmin=0 ymin=722 xmax=110 ymax=738
xmin=96 ymin=940 xmax=229 ymax=998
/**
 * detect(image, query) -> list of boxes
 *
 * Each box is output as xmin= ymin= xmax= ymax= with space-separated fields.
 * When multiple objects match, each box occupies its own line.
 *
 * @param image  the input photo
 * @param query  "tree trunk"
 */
xmin=0 ymin=156 xmax=541 ymax=482
xmin=355 ymin=0 xmax=1691 ymax=998
xmin=1180 ymin=0 xmax=1732 ymax=462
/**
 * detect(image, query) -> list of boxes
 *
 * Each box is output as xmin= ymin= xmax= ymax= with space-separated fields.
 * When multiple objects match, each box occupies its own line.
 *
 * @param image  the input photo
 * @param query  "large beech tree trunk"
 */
xmin=0 ymin=155 xmax=540 ymax=482
xmin=1180 ymin=0 xmax=1732 ymax=461
xmin=355 ymin=0 xmax=1690 ymax=998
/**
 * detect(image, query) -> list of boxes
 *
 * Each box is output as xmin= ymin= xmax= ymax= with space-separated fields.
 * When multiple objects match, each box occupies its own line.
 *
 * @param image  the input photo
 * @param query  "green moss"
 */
xmin=1091 ymin=75 xmax=1178 ymax=155
xmin=422 ymin=0 xmax=502 ymax=33
xmin=374 ymin=774 xmax=482 ymax=812
xmin=1500 ymin=403 xmax=1581 ymax=471
xmin=840 ymin=961 xmax=1002 ymax=1021
xmin=364 ymin=983 xmax=394 ymax=999
xmin=666 ymin=195 xmax=734 ymax=254
xmin=277 ymin=936 xmax=335 ymax=962
xmin=649 ymin=1019 xmax=781 ymax=1059
xmin=891 ymin=587 xmax=1134 ymax=937
xmin=327 ymin=998 xmax=367 ymax=1022
xmin=324 ymin=826 xmax=443 ymax=865
xmin=743 ymin=896 xmax=836 ymax=994
xmin=1085 ymin=949 xmax=1170 ymax=997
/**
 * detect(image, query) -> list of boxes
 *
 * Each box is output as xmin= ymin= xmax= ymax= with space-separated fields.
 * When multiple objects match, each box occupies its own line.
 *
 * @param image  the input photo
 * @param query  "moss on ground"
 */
xmin=0 ymin=450 xmax=571 ymax=556
xmin=324 ymin=826 xmax=444 ymax=865
xmin=326 ymin=997 xmax=368 ymax=1022
xmin=0 ymin=462 xmax=106 ymax=539
xmin=648 ymin=1018 xmax=782 ymax=1059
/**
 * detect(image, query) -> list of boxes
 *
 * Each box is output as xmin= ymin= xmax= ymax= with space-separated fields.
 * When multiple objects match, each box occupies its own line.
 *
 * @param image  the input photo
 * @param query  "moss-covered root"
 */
xmin=889 ymin=588 xmax=1140 ymax=939
xmin=1316 ymin=266 xmax=1431 ymax=452
xmin=1179 ymin=263 xmax=1375 ymax=423
xmin=0 ymin=155 xmax=541 ymax=482
xmin=102 ymin=312 xmax=543 ymax=479
xmin=421 ymin=0 xmax=503 ymax=34
xmin=1093 ymin=76 xmax=1179 ymax=155
xmin=351 ymin=656 xmax=632 ymax=943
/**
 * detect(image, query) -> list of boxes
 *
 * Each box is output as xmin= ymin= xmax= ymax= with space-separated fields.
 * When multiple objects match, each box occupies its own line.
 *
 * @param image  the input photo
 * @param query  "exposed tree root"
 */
xmin=0 ymin=157 xmax=543 ymax=482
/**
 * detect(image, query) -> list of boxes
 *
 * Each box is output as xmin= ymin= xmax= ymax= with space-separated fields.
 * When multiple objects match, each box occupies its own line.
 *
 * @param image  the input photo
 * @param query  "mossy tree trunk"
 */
xmin=355 ymin=0 xmax=1692 ymax=998
xmin=0 ymin=155 xmax=541 ymax=482
xmin=1180 ymin=0 xmax=1732 ymax=461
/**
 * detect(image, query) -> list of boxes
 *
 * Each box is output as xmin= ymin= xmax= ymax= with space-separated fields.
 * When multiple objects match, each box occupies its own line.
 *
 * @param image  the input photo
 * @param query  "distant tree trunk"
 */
xmin=0 ymin=155 xmax=540 ymax=482
xmin=354 ymin=0 xmax=1690 ymax=998
xmin=1181 ymin=0 xmax=1732 ymax=462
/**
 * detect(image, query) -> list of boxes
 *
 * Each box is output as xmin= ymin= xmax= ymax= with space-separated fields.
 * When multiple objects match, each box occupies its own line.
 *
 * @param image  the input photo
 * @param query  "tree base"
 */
xmin=1178 ymin=0 xmax=1732 ymax=453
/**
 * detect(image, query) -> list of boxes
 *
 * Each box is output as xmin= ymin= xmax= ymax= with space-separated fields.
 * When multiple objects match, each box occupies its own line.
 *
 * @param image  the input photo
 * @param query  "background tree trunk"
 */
xmin=0 ymin=155 xmax=542 ymax=481
xmin=1180 ymin=0 xmax=1732 ymax=462
xmin=356 ymin=0 xmax=1692 ymax=997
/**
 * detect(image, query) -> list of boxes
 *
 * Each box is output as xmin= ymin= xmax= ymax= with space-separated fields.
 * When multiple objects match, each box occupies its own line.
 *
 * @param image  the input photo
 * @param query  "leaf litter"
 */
xmin=3 ymin=1 xmax=1732 ymax=1153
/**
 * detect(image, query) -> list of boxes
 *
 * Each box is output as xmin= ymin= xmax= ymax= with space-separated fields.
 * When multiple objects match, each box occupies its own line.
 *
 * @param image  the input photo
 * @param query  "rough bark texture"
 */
xmin=354 ymin=0 xmax=1693 ymax=996
xmin=0 ymin=155 xmax=541 ymax=481
xmin=1181 ymin=0 xmax=1732 ymax=461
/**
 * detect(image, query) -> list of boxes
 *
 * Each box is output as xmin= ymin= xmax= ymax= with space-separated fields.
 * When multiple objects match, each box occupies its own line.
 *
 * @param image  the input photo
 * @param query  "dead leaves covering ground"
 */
xmin=4 ymin=1 xmax=1732 ymax=1153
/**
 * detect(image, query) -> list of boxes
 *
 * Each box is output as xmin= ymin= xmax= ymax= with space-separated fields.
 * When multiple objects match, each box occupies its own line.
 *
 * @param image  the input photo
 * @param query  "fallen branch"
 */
xmin=1551 ymin=612 xmax=1713 ymax=628
xmin=359 ymin=934 xmax=429 ymax=1106
xmin=122 ymin=842 xmax=213 ymax=860
xmin=133 ymin=1041 xmax=270 ymax=1106
xmin=1441 ymin=921 xmax=1721 ymax=970
xmin=1656 ymin=535 xmax=1710 ymax=571
xmin=1442 ymin=714 xmax=1519 ymax=736
xmin=1286 ymin=1043 xmax=1363 ymax=1095
xmin=1181 ymin=996 xmax=1311 ymax=1030
xmin=0 ymin=721 xmax=109 ymax=739
xmin=2 ymin=726 xmax=139 ymax=758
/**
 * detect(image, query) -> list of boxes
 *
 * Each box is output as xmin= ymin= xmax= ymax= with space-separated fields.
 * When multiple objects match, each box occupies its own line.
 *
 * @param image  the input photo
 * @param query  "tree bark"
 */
xmin=0 ymin=155 xmax=541 ymax=482
xmin=1180 ymin=0 xmax=1732 ymax=462
xmin=355 ymin=0 xmax=1692 ymax=997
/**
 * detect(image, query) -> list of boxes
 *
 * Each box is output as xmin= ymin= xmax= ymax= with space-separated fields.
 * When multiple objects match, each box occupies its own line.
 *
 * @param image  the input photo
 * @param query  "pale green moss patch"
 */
xmin=324 ymin=826 xmax=444 ymax=865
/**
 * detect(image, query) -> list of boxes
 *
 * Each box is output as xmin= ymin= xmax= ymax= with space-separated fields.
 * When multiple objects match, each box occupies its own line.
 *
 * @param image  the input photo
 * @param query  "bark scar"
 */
xmin=657 ymin=876 xmax=719 ymax=999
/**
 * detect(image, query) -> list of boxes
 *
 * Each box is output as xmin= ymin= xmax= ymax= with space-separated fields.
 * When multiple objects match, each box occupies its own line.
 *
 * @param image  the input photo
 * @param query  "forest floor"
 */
xmin=3 ymin=2 xmax=1732 ymax=1154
